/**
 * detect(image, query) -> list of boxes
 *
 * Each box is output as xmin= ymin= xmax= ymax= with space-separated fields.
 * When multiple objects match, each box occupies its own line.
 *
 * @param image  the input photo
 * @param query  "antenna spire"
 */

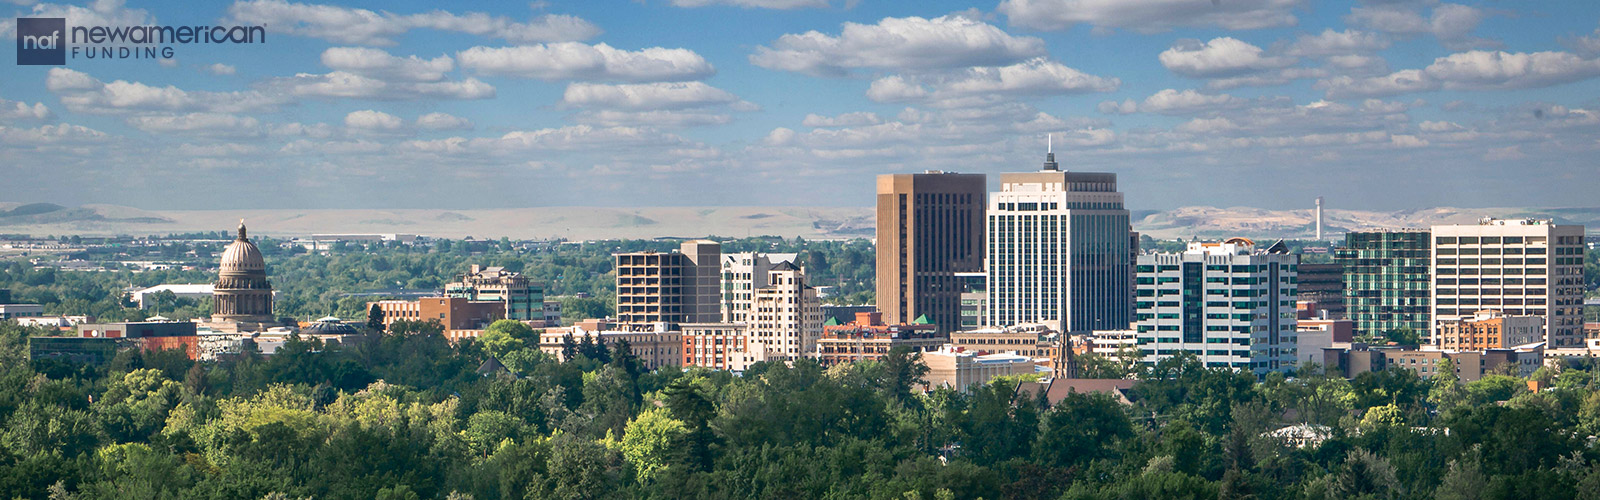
xmin=1041 ymin=134 xmax=1059 ymax=171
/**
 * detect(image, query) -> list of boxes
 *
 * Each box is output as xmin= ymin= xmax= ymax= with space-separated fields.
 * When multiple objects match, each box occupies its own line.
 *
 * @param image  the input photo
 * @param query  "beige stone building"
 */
xmin=918 ymin=345 xmax=1037 ymax=392
xmin=748 ymin=261 xmax=823 ymax=360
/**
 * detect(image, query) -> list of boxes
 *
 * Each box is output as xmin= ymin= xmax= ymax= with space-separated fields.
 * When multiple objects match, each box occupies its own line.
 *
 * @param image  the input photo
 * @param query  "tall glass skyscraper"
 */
xmin=985 ymin=149 xmax=1132 ymax=334
xmin=1334 ymin=230 xmax=1431 ymax=339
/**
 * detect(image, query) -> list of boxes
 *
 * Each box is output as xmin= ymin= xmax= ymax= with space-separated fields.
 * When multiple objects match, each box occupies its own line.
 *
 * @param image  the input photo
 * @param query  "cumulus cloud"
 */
xmin=1319 ymin=50 xmax=1600 ymax=98
xmin=457 ymin=43 xmax=713 ymax=82
xmin=1098 ymin=89 xmax=1249 ymax=115
xmin=560 ymin=82 xmax=741 ymax=111
xmin=1285 ymin=29 xmax=1391 ymax=57
xmin=750 ymin=15 xmax=1045 ymax=76
xmin=670 ymin=0 xmax=829 ymax=8
xmin=208 ymin=64 xmax=238 ymax=76
xmin=321 ymin=47 xmax=454 ymax=82
xmin=345 ymin=110 xmax=405 ymax=130
xmin=416 ymin=112 xmax=474 ymax=130
xmin=865 ymin=58 xmax=1118 ymax=107
xmin=1346 ymin=3 xmax=1495 ymax=50
xmin=1160 ymin=37 xmax=1296 ymax=78
xmin=224 ymin=0 xmax=601 ymax=45
xmin=0 ymin=98 xmax=52 ymax=122
xmin=570 ymin=110 xmax=733 ymax=128
xmin=126 ymin=113 xmax=261 ymax=136
xmin=0 ymin=123 xmax=109 ymax=145
xmin=998 ymin=0 xmax=1302 ymax=33
xmin=264 ymin=71 xmax=495 ymax=100
xmin=403 ymin=125 xmax=691 ymax=154
xmin=46 ymin=68 xmax=285 ymax=114
xmin=802 ymin=112 xmax=883 ymax=127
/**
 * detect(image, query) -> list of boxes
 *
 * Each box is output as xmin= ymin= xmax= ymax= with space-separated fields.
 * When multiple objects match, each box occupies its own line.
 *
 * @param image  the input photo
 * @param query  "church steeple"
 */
xmin=1041 ymin=133 xmax=1059 ymax=171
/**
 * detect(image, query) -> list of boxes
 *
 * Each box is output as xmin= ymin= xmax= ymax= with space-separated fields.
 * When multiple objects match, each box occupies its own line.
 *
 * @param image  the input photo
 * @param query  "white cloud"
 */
xmin=321 ymin=47 xmax=453 ymax=82
xmin=416 ymin=112 xmax=473 ymax=130
xmin=403 ymin=125 xmax=690 ymax=154
xmin=1347 ymin=3 xmax=1494 ymax=50
xmin=1100 ymin=89 xmax=1249 ymax=115
xmin=1317 ymin=69 xmax=1436 ymax=98
xmin=46 ymin=68 xmax=285 ymax=114
xmin=802 ymin=112 xmax=883 ymax=127
xmin=345 ymin=110 xmax=405 ymax=130
xmin=1159 ymin=37 xmax=1296 ymax=78
xmin=126 ymin=113 xmax=261 ymax=136
xmin=208 ymin=64 xmax=238 ymax=76
xmin=1424 ymin=50 xmax=1600 ymax=90
xmin=560 ymin=82 xmax=740 ymax=110
xmin=1570 ymin=26 xmax=1600 ymax=57
xmin=0 ymin=98 xmax=51 ymax=122
xmin=1285 ymin=29 xmax=1390 ymax=57
xmin=265 ymin=71 xmax=495 ymax=100
xmin=998 ymin=0 xmax=1303 ymax=33
xmin=1319 ymin=50 xmax=1600 ymax=98
xmin=571 ymin=110 xmax=733 ymax=128
xmin=670 ymin=0 xmax=829 ymax=9
xmin=750 ymin=15 xmax=1045 ymax=76
xmin=457 ymin=43 xmax=713 ymax=82
xmin=224 ymin=0 xmax=600 ymax=45
xmin=866 ymin=58 xmax=1118 ymax=107
xmin=0 ymin=123 xmax=109 ymax=145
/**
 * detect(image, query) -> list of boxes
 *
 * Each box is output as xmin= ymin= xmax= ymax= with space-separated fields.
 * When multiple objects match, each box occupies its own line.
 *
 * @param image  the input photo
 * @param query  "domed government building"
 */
xmin=203 ymin=221 xmax=282 ymax=333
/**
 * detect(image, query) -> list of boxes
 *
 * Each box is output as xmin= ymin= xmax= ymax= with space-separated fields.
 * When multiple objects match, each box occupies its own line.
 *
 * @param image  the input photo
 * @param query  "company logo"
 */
xmin=17 ymin=18 xmax=66 ymax=65
xmin=15 ymin=17 xmax=265 ymax=66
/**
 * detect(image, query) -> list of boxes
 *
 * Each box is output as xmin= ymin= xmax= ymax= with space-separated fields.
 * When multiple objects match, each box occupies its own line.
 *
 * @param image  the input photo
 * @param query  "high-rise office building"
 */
xmin=1133 ymin=238 xmax=1298 ymax=375
xmin=876 ymin=171 xmax=986 ymax=332
xmin=615 ymin=240 xmax=722 ymax=329
xmin=1335 ymin=230 xmax=1431 ymax=338
xmin=986 ymin=148 xmax=1132 ymax=334
xmin=1430 ymin=218 xmax=1586 ymax=347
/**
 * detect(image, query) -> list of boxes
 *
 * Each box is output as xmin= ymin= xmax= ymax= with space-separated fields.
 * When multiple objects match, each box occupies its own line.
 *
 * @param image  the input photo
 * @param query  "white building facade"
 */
xmin=1134 ymin=238 xmax=1299 ymax=376
xmin=985 ymin=150 xmax=1132 ymax=334
xmin=1430 ymin=218 xmax=1587 ymax=348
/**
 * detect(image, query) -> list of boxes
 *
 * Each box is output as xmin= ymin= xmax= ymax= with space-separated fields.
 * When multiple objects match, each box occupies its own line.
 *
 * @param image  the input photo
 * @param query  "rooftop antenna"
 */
xmin=1042 ymin=133 xmax=1059 ymax=171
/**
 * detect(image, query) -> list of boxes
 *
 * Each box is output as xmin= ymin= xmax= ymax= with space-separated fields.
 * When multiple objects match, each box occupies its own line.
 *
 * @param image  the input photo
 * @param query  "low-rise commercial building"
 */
xmin=919 ymin=345 xmax=1038 ymax=392
xmin=1435 ymin=310 xmax=1544 ymax=351
xmin=0 ymin=303 xmax=45 ymax=320
xmin=681 ymin=322 xmax=767 ymax=371
xmin=815 ymin=312 xmax=943 ymax=366
xmin=370 ymin=297 xmax=507 ymax=340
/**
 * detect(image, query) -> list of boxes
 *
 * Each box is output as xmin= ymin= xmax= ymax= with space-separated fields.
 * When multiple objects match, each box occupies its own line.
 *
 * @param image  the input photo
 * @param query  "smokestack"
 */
xmin=1314 ymin=197 xmax=1324 ymax=241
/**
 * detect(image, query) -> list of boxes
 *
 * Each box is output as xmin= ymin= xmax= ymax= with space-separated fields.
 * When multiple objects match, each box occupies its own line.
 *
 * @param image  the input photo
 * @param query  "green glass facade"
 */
xmin=1335 ymin=231 xmax=1431 ymax=338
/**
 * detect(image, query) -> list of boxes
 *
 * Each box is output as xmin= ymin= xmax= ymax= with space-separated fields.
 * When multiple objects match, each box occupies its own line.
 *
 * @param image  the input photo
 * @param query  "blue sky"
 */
xmin=2 ymin=0 xmax=1599 ymax=211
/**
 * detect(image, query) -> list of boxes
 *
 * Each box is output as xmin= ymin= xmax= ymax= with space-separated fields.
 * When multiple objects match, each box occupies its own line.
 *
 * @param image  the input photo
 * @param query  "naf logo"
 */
xmin=16 ymin=18 xmax=66 ymax=65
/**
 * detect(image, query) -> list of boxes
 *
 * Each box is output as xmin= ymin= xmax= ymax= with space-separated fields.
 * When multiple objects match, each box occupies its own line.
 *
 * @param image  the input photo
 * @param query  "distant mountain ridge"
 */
xmin=0 ymin=203 xmax=1593 ymax=240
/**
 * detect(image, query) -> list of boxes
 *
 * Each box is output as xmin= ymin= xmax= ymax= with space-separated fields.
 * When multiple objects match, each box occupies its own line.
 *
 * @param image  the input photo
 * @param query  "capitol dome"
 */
xmin=220 ymin=221 xmax=266 ymax=272
xmin=212 ymin=220 xmax=275 ymax=324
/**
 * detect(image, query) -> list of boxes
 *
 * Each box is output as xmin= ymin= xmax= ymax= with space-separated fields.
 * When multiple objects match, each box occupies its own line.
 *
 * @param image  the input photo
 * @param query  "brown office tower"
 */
xmin=616 ymin=240 xmax=722 ymax=330
xmin=877 ymin=171 xmax=986 ymax=333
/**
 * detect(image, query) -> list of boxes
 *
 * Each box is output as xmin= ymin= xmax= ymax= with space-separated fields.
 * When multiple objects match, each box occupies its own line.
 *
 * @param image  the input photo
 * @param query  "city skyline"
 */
xmin=0 ymin=0 xmax=1598 ymax=211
